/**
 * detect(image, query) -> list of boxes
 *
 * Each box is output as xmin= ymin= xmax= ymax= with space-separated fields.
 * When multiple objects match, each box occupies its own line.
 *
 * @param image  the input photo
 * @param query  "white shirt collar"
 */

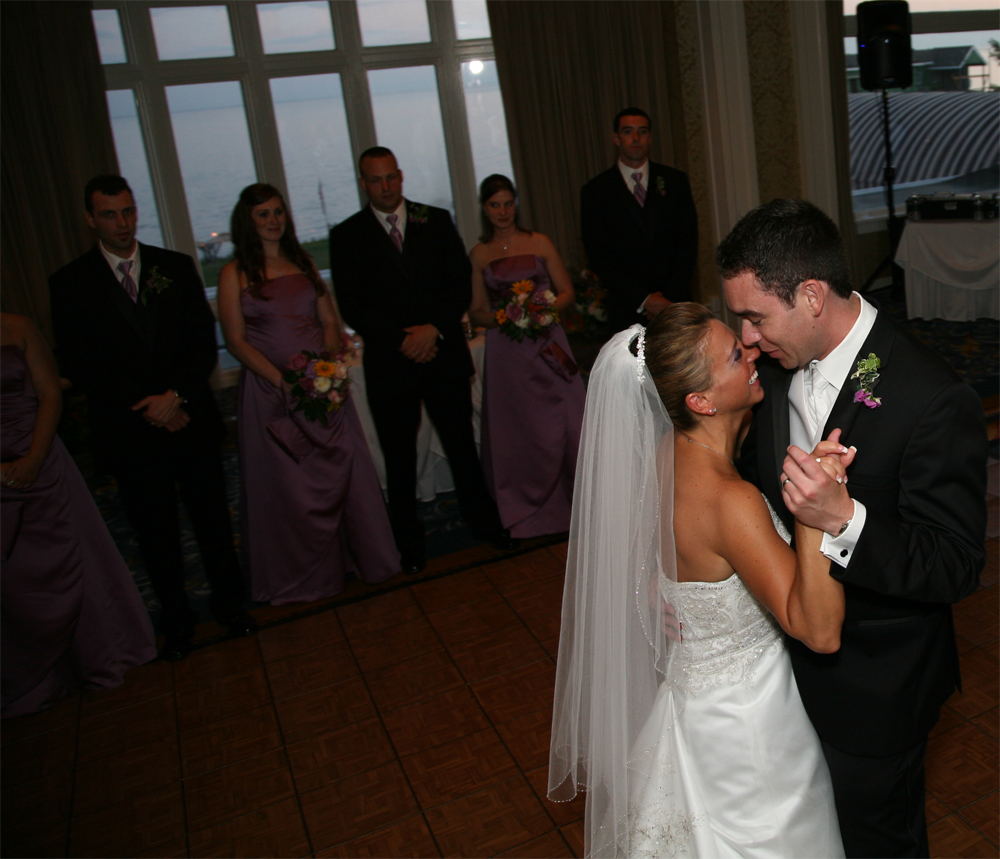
xmin=618 ymin=159 xmax=649 ymax=192
xmin=808 ymin=292 xmax=878 ymax=390
xmin=371 ymin=199 xmax=407 ymax=240
xmin=99 ymin=240 xmax=140 ymax=284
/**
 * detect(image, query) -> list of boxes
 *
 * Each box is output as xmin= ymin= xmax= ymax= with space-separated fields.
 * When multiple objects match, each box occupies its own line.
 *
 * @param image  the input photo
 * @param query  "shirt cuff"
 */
xmin=821 ymin=499 xmax=866 ymax=568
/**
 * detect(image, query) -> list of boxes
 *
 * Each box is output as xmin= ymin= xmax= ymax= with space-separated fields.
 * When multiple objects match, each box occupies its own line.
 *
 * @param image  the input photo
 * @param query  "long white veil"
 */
xmin=548 ymin=324 xmax=676 ymax=857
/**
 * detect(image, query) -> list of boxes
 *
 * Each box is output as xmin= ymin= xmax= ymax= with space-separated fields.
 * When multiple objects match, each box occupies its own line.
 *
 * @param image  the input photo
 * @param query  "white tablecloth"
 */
xmin=348 ymin=333 xmax=486 ymax=502
xmin=895 ymin=220 xmax=999 ymax=321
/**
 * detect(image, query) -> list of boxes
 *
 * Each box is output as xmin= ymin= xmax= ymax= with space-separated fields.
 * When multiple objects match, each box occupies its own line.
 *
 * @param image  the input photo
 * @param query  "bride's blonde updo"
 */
xmin=641 ymin=302 xmax=715 ymax=429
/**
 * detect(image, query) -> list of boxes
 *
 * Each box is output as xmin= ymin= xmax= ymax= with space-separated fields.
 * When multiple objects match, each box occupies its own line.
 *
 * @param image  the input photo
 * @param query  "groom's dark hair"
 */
xmin=84 ymin=175 xmax=134 ymax=213
xmin=715 ymin=199 xmax=853 ymax=306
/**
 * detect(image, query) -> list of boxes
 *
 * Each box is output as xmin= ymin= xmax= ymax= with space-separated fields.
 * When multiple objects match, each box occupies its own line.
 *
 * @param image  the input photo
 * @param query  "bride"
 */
xmin=548 ymin=304 xmax=851 ymax=858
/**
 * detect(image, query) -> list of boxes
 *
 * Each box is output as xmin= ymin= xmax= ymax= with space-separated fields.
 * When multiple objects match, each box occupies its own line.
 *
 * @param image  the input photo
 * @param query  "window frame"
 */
xmin=95 ymin=0 xmax=500 ymax=275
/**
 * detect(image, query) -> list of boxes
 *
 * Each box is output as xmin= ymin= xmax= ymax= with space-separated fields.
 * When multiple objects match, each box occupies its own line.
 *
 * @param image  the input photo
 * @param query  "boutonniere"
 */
xmin=851 ymin=353 xmax=882 ymax=408
xmin=655 ymin=175 xmax=667 ymax=196
xmin=407 ymin=204 xmax=429 ymax=225
xmin=141 ymin=266 xmax=172 ymax=306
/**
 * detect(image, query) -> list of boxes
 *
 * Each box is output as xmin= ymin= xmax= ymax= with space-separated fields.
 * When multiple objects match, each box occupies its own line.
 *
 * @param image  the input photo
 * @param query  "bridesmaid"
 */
xmin=218 ymin=183 xmax=398 ymax=604
xmin=1 ymin=313 xmax=155 ymax=717
xmin=468 ymin=174 xmax=585 ymax=538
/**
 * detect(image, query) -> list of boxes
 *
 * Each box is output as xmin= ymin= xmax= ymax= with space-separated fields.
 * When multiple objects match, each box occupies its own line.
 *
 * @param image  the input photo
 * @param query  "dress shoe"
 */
xmin=474 ymin=528 xmax=518 ymax=552
xmin=400 ymin=547 xmax=426 ymax=575
xmin=160 ymin=629 xmax=193 ymax=662
xmin=218 ymin=609 xmax=258 ymax=638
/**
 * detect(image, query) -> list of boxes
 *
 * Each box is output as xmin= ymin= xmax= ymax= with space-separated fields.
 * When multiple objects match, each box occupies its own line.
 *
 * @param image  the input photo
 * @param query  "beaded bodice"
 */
xmin=661 ymin=498 xmax=790 ymax=695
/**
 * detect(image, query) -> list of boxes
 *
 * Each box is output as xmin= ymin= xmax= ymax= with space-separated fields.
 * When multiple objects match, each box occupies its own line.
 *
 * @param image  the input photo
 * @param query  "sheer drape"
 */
xmin=486 ymin=1 xmax=684 ymax=274
xmin=1 ymin=1 xmax=118 ymax=342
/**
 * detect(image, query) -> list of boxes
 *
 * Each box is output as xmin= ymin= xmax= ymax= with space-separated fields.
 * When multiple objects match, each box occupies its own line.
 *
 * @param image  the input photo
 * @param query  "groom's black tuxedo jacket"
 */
xmin=49 ymin=243 xmax=224 ymax=460
xmin=739 ymin=307 xmax=987 ymax=757
xmin=327 ymin=201 xmax=473 ymax=382
xmin=580 ymin=162 xmax=697 ymax=333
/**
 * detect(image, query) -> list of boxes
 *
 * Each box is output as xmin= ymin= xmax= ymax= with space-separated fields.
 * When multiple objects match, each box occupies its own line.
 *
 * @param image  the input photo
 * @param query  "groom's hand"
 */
xmin=781 ymin=443 xmax=854 ymax=535
xmin=132 ymin=389 xmax=182 ymax=427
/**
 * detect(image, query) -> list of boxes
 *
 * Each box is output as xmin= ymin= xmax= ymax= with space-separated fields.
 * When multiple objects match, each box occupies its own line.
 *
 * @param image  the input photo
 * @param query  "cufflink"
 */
xmin=840 ymin=549 xmax=849 ymax=558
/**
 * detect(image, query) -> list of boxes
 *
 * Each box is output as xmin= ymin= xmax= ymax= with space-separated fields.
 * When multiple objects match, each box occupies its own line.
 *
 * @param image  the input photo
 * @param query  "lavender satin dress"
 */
xmin=238 ymin=274 xmax=398 ymax=604
xmin=1 ymin=345 xmax=155 ymax=718
xmin=481 ymin=255 xmax=585 ymax=537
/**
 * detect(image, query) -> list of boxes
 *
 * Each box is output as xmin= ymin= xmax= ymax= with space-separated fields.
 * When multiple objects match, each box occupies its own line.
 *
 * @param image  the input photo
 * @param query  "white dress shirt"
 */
xmin=371 ymin=199 xmax=407 ymax=244
xmin=100 ymin=241 xmax=141 ymax=289
xmin=789 ymin=293 xmax=877 ymax=567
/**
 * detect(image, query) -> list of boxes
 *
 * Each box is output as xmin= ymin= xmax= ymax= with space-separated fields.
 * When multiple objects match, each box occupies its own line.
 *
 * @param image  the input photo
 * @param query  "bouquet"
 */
xmin=283 ymin=349 xmax=351 ymax=424
xmin=495 ymin=279 xmax=560 ymax=342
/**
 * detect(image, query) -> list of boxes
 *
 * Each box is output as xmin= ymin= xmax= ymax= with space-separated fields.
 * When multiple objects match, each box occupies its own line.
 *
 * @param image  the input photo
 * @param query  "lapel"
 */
xmin=87 ymin=245 xmax=150 ymax=349
xmin=821 ymin=306 xmax=896 ymax=447
xmin=136 ymin=243 xmax=161 ymax=348
xmin=363 ymin=205 xmax=410 ymax=283
xmin=766 ymin=364 xmax=794 ymax=485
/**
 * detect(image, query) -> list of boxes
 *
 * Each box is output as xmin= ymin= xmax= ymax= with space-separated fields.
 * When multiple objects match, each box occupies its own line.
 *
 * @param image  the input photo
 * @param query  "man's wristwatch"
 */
xmin=834 ymin=517 xmax=852 ymax=537
xmin=171 ymin=389 xmax=187 ymax=404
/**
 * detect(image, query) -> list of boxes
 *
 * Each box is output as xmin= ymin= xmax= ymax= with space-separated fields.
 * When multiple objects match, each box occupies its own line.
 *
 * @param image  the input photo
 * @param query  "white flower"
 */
xmin=334 ymin=364 xmax=349 ymax=380
xmin=538 ymin=312 xmax=554 ymax=327
xmin=313 ymin=376 xmax=332 ymax=393
xmin=515 ymin=316 xmax=530 ymax=328
xmin=516 ymin=292 xmax=528 ymax=305
xmin=541 ymin=290 xmax=556 ymax=306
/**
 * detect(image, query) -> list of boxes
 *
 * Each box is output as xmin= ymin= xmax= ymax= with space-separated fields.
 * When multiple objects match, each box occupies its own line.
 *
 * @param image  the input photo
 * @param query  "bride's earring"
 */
xmin=709 ymin=407 xmax=717 ymax=415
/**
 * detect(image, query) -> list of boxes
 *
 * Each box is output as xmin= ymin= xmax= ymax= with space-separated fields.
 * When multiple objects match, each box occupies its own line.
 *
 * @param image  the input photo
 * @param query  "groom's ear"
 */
xmin=800 ymin=279 xmax=827 ymax=317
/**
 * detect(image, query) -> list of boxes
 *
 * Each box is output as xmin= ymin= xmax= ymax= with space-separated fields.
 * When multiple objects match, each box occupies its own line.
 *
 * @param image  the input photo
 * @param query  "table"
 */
xmin=348 ymin=333 xmax=486 ymax=501
xmin=894 ymin=220 xmax=999 ymax=321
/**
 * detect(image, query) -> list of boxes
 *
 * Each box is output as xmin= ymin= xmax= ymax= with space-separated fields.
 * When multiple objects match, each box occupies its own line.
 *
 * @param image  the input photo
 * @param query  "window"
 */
xmin=842 ymin=1 xmax=1000 ymax=221
xmin=93 ymin=1 xmax=512 ymax=291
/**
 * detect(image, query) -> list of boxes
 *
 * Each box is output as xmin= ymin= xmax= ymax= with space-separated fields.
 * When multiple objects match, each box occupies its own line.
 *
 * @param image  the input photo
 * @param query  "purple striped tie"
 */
xmin=387 ymin=214 xmax=403 ymax=252
xmin=632 ymin=172 xmax=646 ymax=207
xmin=118 ymin=260 xmax=138 ymax=302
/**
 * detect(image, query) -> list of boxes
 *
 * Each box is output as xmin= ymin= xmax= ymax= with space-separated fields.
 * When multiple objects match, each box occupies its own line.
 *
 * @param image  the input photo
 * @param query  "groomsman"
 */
xmin=581 ymin=107 xmax=698 ymax=333
xmin=49 ymin=175 xmax=255 ymax=661
xmin=328 ymin=147 xmax=511 ymax=574
xmin=723 ymin=199 xmax=986 ymax=858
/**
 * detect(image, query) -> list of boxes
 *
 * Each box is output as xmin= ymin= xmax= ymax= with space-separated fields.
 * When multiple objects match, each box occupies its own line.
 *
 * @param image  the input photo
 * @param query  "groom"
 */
xmin=721 ymin=199 xmax=986 ymax=858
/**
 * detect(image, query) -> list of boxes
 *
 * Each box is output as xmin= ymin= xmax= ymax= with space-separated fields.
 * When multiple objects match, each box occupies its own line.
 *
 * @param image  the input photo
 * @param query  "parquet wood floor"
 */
xmin=2 ymin=461 xmax=997 ymax=858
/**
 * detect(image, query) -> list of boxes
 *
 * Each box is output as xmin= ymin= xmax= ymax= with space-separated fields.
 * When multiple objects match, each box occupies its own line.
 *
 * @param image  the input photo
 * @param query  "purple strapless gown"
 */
xmin=481 ymin=255 xmax=585 ymax=537
xmin=238 ymin=274 xmax=398 ymax=604
xmin=1 ymin=345 xmax=155 ymax=718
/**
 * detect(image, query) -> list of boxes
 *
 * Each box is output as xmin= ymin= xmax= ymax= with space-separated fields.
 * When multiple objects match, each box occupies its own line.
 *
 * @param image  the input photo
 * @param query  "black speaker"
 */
xmin=857 ymin=0 xmax=912 ymax=91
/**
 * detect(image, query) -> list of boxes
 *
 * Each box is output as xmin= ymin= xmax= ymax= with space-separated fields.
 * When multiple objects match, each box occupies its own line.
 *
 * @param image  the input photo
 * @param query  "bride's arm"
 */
xmin=716 ymin=481 xmax=844 ymax=653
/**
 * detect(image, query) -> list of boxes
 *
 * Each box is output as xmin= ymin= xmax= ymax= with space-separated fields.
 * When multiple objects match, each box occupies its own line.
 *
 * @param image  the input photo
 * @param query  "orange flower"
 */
xmin=511 ymin=279 xmax=534 ymax=295
xmin=313 ymin=360 xmax=337 ymax=378
xmin=495 ymin=309 xmax=508 ymax=325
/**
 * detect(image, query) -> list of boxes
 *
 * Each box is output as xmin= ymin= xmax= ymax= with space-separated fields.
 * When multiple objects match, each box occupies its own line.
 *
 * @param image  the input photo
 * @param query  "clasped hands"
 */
xmin=781 ymin=428 xmax=856 ymax=536
xmin=132 ymin=389 xmax=189 ymax=432
xmin=400 ymin=324 xmax=439 ymax=364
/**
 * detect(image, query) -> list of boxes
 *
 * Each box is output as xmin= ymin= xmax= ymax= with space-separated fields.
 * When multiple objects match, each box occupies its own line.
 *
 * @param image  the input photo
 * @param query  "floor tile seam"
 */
xmin=380 ymin=690 xmax=493 ymax=755
xmin=491 ymin=582 xmax=563 ymax=660
xmin=949 ymin=807 xmax=1000 ymax=849
xmin=64 ymin=693 xmax=83 ymax=858
xmin=314 ymin=810 xmax=440 ymax=857
xmin=183 ymin=792 xmax=301 ymax=839
xmin=397 ymin=723 xmax=518 ymax=796
xmin=254 ymin=635 xmax=316 ymax=859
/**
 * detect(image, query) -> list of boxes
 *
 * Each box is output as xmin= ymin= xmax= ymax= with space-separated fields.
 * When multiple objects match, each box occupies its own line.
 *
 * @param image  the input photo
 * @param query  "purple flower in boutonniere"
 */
xmin=655 ymin=175 xmax=667 ymax=196
xmin=407 ymin=204 xmax=430 ymax=225
xmin=851 ymin=352 xmax=882 ymax=408
xmin=141 ymin=266 xmax=172 ymax=306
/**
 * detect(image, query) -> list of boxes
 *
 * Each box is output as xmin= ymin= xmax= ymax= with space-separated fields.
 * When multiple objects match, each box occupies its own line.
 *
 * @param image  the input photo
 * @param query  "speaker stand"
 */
xmin=860 ymin=89 xmax=905 ymax=298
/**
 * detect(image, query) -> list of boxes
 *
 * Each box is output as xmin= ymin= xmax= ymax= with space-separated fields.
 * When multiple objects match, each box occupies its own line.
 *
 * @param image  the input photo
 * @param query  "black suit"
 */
xmin=49 ymin=243 xmax=244 ymax=633
xmin=581 ymin=162 xmax=698 ymax=333
xmin=328 ymin=202 xmax=502 ymax=553
xmin=739 ymin=306 xmax=987 ymax=856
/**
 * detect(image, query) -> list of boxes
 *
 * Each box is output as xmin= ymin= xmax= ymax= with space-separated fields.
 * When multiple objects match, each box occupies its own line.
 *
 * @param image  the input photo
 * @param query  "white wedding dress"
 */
xmin=624 ymin=509 xmax=844 ymax=859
